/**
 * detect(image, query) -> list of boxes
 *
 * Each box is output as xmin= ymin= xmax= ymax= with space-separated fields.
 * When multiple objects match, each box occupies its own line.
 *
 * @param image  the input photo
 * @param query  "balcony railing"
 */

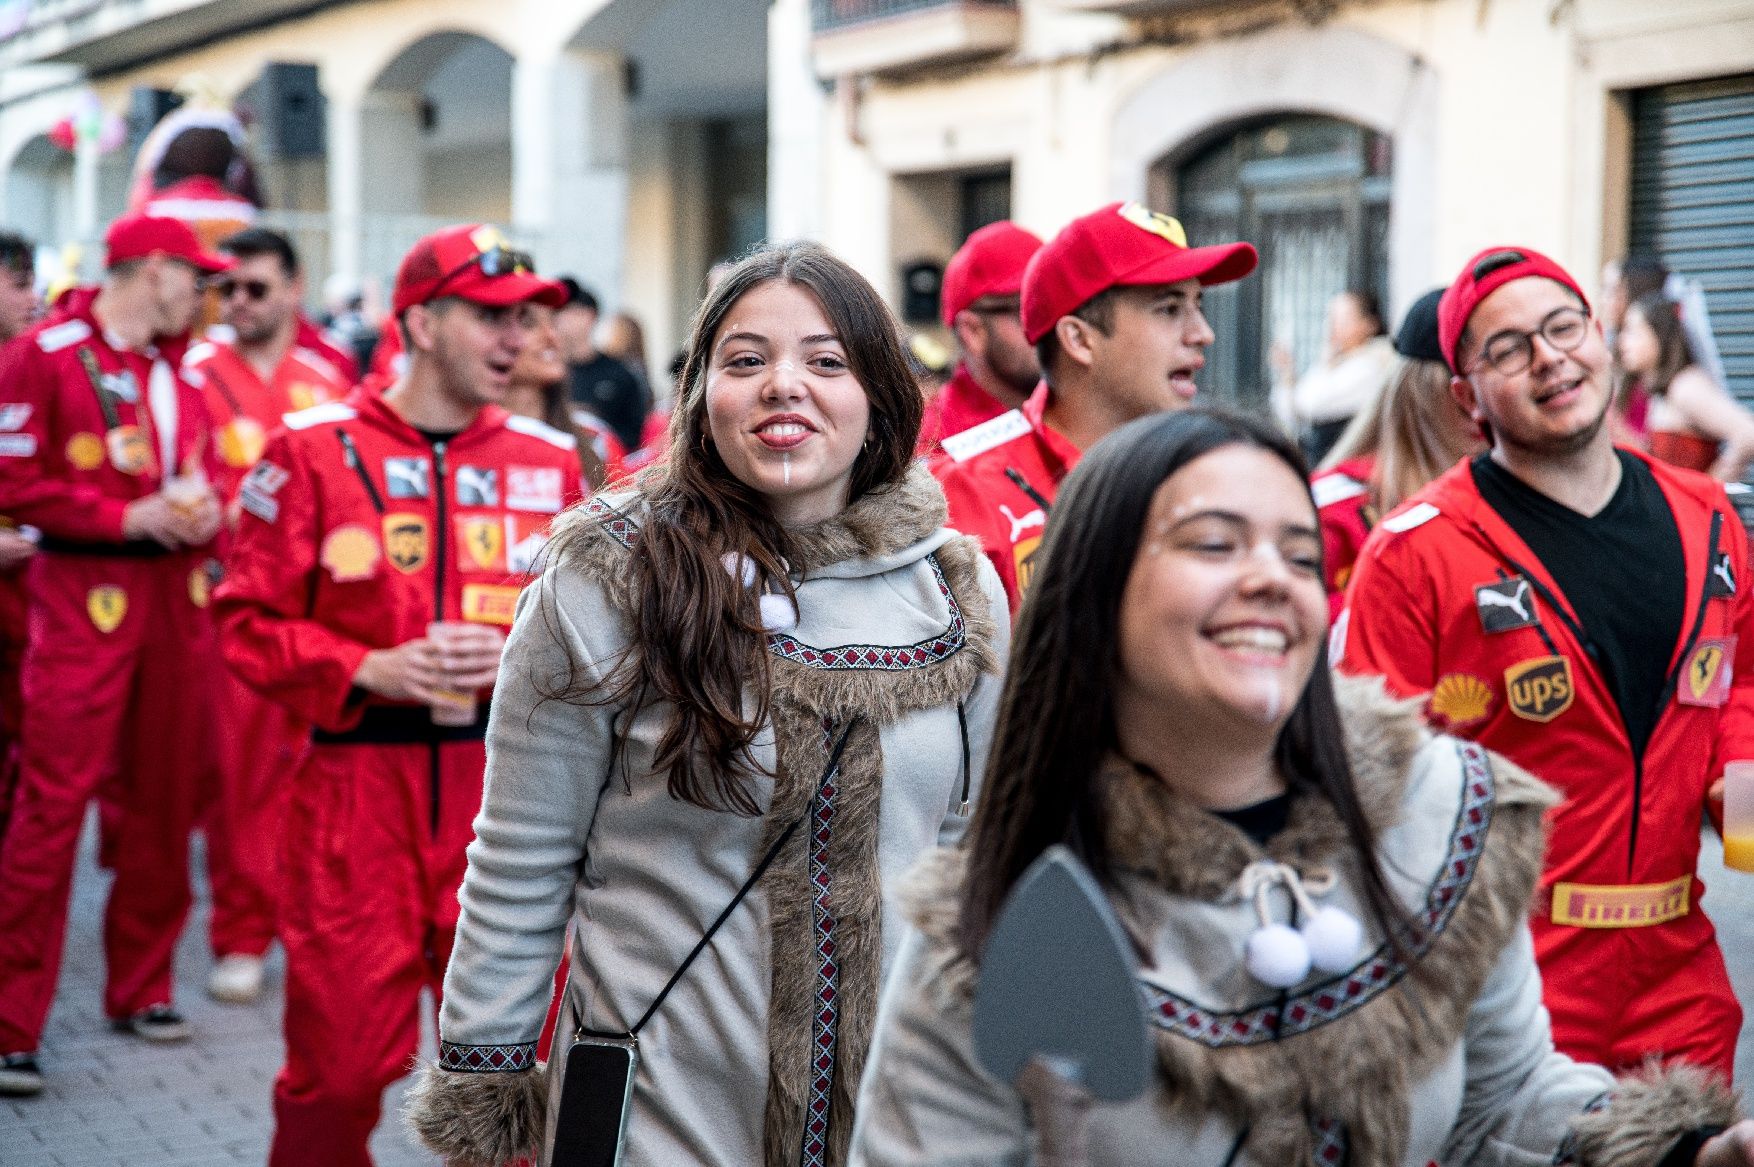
xmin=811 ymin=0 xmax=1020 ymax=78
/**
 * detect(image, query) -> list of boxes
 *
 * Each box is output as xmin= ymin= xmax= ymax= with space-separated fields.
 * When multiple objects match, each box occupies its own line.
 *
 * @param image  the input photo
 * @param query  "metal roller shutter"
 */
xmin=1630 ymin=74 xmax=1754 ymax=405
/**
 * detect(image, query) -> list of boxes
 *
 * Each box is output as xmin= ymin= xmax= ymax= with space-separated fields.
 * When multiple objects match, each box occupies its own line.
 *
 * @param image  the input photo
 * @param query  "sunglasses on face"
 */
xmin=431 ymin=245 xmax=536 ymax=300
xmin=209 ymin=278 xmax=275 ymax=302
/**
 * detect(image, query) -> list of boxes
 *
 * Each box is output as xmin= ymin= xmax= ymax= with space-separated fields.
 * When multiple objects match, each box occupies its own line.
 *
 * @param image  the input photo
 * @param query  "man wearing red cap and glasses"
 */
xmin=931 ymin=202 xmax=1256 ymax=611
xmin=213 ymin=223 xmax=584 ymax=1165
xmin=1337 ymin=246 xmax=1754 ymax=1076
xmin=918 ymin=220 xmax=1044 ymax=455
xmin=0 ymin=213 xmax=231 ymax=1096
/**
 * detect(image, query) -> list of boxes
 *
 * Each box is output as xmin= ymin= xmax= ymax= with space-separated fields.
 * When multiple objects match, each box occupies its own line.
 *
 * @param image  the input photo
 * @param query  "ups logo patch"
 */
xmin=1505 ymin=655 xmax=1573 ymax=723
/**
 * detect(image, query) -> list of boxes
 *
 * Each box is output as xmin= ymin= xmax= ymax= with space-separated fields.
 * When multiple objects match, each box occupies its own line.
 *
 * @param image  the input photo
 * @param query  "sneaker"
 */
xmin=112 ymin=1005 xmax=191 ymax=1043
xmin=0 ymin=1052 xmax=42 ymax=1096
xmin=207 ymin=954 xmax=266 ymax=1004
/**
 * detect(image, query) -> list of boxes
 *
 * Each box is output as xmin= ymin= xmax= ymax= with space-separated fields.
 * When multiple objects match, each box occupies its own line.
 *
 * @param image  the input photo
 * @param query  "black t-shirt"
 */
xmin=1471 ymin=450 xmax=1685 ymax=758
xmin=1213 ymin=792 xmax=1293 ymax=848
xmin=568 ymin=354 xmax=647 ymax=453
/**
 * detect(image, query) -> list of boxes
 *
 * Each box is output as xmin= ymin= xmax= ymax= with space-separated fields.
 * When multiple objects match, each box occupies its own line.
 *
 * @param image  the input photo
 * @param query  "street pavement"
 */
xmin=0 ymin=813 xmax=439 ymax=1167
xmin=6 ymin=815 xmax=1754 ymax=1164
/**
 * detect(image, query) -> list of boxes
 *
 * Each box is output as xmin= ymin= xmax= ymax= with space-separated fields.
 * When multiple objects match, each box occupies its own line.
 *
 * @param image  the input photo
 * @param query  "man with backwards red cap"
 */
xmin=918 ymin=221 xmax=1044 ymax=455
xmin=931 ymin=201 xmax=1256 ymax=611
xmin=1337 ymin=246 xmax=1754 ymax=1077
xmin=213 ymin=223 xmax=584 ymax=1164
xmin=0 ymin=214 xmax=230 ymax=1096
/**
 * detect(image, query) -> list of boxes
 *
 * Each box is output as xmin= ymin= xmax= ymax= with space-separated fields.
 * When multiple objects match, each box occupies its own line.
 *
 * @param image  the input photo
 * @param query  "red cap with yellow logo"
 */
xmin=1021 ymin=202 xmax=1257 ymax=344
xmin=392 ymin=224 xmax=565 ymax=316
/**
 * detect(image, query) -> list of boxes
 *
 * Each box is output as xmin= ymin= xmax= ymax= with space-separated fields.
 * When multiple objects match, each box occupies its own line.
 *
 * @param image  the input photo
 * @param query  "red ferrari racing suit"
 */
xmin=214 ymin=388 xmax=582 ymax=1166
xmin=0 ymin=287 xmax=221 ymax=1054
xmin=184 ymin=337 xmax=348 ymax=961
xmin=1312 ymin=454 xmax=1376 ymax=621
xmin=1336 ymin=450 xmax=1754 ymax=1075
xmin=917 ymin=363 xmax=1011 ymax=456
xmin=930 ymin=381 xmax=1079 ymax=612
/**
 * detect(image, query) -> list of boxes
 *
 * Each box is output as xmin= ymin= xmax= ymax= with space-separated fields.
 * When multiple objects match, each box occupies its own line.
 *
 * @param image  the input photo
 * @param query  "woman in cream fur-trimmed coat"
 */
xmin=850 ymin=409 xmax=1752 ymax=1167
xmin=404 ymin=244 xmax=1007 ymax=1167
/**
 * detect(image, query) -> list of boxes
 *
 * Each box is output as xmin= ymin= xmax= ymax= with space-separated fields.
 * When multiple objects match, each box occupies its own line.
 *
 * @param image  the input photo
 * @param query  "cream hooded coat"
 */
xmin=406 ymin=464 xmax=1008 ymax=1167
xmin=850 ymin=679 xmax=1740 ymax=1167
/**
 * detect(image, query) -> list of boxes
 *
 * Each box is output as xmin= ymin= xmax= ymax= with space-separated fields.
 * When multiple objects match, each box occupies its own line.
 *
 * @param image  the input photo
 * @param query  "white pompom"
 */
xmin=721 ymin=552 xmax=757 ymax=588
xmin=1244 ymin=923 xmax=1311 ymax=989
xmin=1301 ymin=906 xmax=1364 ymax=973
xmin=759 ymin=593 xmax=798 ymax=632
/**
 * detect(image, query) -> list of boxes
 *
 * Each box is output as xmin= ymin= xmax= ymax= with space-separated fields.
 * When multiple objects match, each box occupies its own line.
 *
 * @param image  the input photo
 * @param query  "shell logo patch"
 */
xmin=87 ymin=585 xmax=127 ymax=633
xmin=1117 ymin=202 xmax=1188 ymax=247
xmin=1678 ymin=636 xmax=1735 ymax=708
xmin=188 ymin=565 xmax=212 ymax=609
xmin=320 ymin=524 xmax=381 ymax=583
xmin=218 ymin=417 xmax=267 ymax=468
xmin=383 ymin=514 xmax=430 ymax=574
xmin=1429 ymin=674 xmax=1492 ymax=727
xmin=66 ymin=432 xmax=105 ymax=471
xmin=1505 ymin=655 xmax=1573 ymax=723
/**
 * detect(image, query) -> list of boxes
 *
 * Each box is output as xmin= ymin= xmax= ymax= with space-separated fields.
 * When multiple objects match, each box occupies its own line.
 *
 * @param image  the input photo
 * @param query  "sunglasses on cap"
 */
xmin=431 ymin=245 xmax=537 ymax=300
xmin=208 ymin=277 xmax=275 ymax=302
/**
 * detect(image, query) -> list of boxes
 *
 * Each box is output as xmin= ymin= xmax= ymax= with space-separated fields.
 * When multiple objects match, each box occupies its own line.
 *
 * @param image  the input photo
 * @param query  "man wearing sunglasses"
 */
xmin=917 ymin=221 xmax=1043 ymax=455
xmin=182 ymin=226 xmax=350 ymax=1008
xmin=0 ymin=214 xmax=232 ymax=1097
xmin=1338 ymin=246 xmax=1754 ymax=1078
xmin=212 ymin=223 xmax=583 ymax=1166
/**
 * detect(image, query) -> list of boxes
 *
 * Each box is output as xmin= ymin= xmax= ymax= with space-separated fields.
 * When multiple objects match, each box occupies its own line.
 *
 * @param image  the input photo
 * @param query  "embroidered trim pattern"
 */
xmin=1311 ymin=1116 xmax=1349 ymax=1165
xmin=437 ymin=1040 xmax=538 ymax=1073
xmin=801 ymin=720 xmax=842 ymax=1167
xmin=1141 ymin=742 xmax=1496 ymax=1048
xmin=767 ymin=555 xmax=964 ymax=671
xmin=584 ymin=495 xmax=639 ymax=550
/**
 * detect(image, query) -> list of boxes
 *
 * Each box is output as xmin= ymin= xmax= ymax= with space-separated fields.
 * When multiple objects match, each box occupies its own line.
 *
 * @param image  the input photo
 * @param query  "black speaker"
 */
xmin=126 ymin=87 xmax=183 ymax=156
xmin=245 ymin=63 xmax=325 ymax=160
xmin=901 ymin=260 xmax=943 ymax=326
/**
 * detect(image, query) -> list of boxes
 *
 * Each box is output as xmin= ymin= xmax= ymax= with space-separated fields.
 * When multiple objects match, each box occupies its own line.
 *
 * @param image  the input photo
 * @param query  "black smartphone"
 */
xmin=549 ymin=1035 xmax=638 ymax=1167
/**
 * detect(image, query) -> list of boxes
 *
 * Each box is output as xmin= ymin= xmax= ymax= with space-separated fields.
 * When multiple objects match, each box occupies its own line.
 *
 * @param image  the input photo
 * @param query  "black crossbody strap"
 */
xmin=624 ymin=718 xmax=857 ymax=1038
xmin=76 ymin=347 xmax=123 ymax=431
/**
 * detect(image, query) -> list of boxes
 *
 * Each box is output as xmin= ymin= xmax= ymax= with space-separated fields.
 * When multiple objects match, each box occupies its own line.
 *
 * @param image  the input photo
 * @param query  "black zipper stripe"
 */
xmin=335 ymin=431 xmax=386 ymax=514
xmin=1003 ymin=466 xmax=1052 ymax=513
xmin=429 ymin=439 xmax=450 ymax=839
xmin=203 ymin=363 xmax=248 ymax=422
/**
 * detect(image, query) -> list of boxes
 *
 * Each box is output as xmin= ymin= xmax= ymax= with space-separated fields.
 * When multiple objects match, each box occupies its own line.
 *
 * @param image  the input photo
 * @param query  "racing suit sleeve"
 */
xmin=932 ymin=456 xmax=1019 ymax=613
xmin=212 ymin=432 xmax=374 ymax=731
xmin=0 ymin=341 xmax=131 ymax=541
xmin=1711 ymin=502 xmax=1754 ymax=781
xmin=1333 ymin=531 xmax=1443 ymax=698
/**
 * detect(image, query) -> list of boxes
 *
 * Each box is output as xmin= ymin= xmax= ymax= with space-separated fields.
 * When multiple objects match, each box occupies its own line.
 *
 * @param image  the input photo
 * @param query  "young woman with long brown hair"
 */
xmin=1618 ymin=293 xmax=1754 ymax=481
xmin=406 ymin=241 xmax=1008 ymax=1167
xmin=850 ymin=408 xmax=1752 ymax=1167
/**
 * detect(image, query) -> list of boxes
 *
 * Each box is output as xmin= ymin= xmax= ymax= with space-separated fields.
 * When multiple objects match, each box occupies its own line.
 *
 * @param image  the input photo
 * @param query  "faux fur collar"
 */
xmin=1104 ymin=675 xmax=1425 ymax=901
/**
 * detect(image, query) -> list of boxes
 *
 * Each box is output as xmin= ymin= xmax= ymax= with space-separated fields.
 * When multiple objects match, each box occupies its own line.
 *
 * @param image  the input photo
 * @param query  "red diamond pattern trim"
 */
xmin=801 ymin=721 xmax=842 ymax=1167
xmin=1141 ymin=742 xmax=1495 ymax=1048
xmin=583 ymin=496 xmax=640 ymax=549
xmin=437 ymin=1041 xmax=538 ymax=1073
xmin=1311 ymin=1116 xmax=1349 ymax=1165
xmin=769 ymin=555 xmax=964 ymax=672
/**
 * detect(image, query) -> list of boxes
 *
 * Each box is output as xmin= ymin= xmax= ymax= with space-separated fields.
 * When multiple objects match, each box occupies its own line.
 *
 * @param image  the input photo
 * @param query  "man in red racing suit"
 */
xmin=933 ymin=201 xmax=1256 ymax=611
xmin=214 ymin=223 xmax=579 ymax=1165
xmin=1337 ymin=245 xmax=1754 ymax=1077
xmin=0 ymin=214 xmax=231 ymax=1095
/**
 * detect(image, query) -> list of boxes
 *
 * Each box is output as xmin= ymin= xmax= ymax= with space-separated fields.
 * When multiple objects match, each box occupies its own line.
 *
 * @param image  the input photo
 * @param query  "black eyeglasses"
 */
xmin=210 ymin=278 xmax=273 ymax=302
xmin=1466 ymin=305 xmax=1592 ymax=377
xmin=431 ymin=245 xmax=536 ymax=300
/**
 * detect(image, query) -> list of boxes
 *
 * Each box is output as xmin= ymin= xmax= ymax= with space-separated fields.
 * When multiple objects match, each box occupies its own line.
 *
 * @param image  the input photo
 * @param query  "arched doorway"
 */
xmin=1157 ymin=114 xmax=1392 ymax=414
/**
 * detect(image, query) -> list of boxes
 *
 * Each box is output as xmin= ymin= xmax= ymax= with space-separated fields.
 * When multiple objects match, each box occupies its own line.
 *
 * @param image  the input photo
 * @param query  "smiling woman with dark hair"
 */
xmin=850 ymin=407 xmax=1753 ymax=1167
xmin=406 ymin=240 xmax=1008 ymax=1167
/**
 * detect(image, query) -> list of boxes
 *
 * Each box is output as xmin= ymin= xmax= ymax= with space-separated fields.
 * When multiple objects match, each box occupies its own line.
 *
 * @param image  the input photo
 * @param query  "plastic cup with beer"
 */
xmin=1723 ymin=761 xmax=1754 ymax=872
xmin=426 ymin=621 xmax=480 ymax=727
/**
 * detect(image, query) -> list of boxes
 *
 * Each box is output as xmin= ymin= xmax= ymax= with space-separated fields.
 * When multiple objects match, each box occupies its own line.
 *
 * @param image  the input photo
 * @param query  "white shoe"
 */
xmin=207 ymin=954 xmax=266 ymax=1004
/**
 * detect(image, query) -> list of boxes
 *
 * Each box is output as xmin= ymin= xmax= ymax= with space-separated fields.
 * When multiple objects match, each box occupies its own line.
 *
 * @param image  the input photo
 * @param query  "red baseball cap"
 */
xmin=1437 ymin=246 xmax=1591 ymax=372
xmin=940 ymin=221 xmax=1043 ymax=328
xmin=1021 ymin=202 xmax=1257 ymax=344
xmin=106 ymin=214 xmax=234 ymax=274
xmin=392 ymin=224 xmax=566 ymax=316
